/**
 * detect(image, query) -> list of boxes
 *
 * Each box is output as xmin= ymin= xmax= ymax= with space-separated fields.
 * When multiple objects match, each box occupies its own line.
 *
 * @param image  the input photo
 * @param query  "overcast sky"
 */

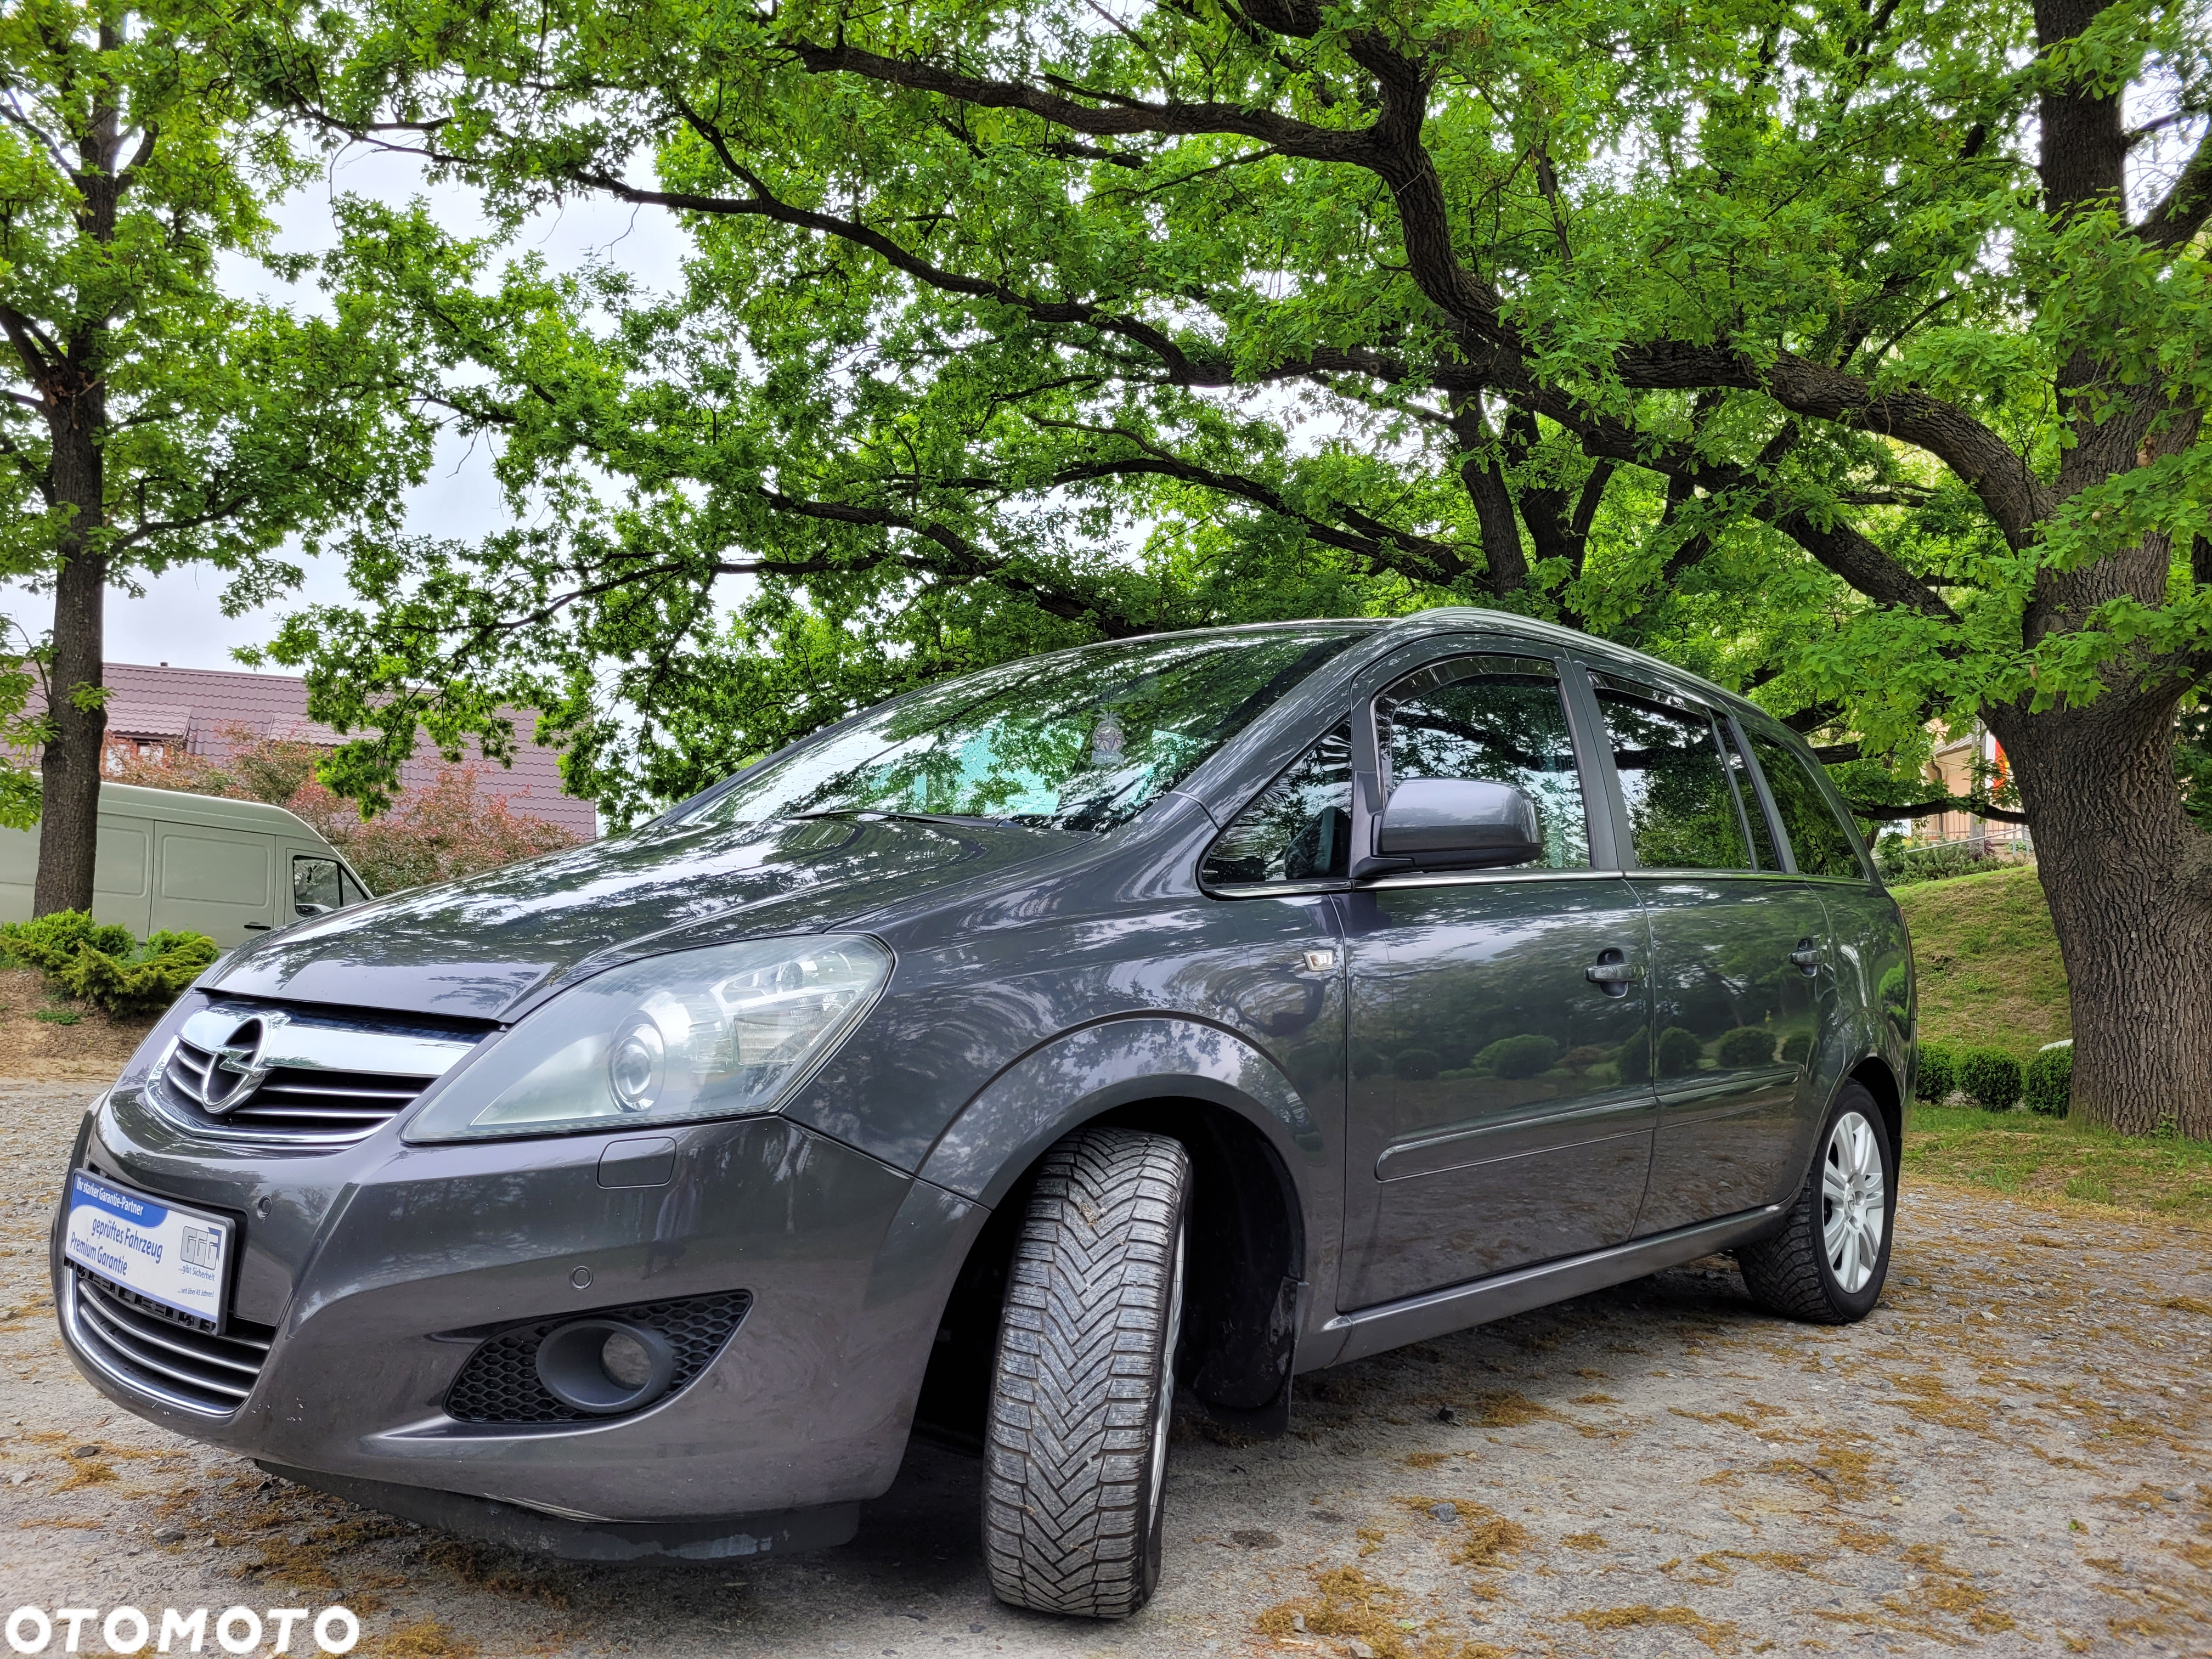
xmin=9 ymin=144 xmax=691 ymax=675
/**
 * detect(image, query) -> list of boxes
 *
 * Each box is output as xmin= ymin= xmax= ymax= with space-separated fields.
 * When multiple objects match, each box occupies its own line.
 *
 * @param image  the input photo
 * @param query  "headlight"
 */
xmin=403 ymin=935 xmax=891 ymax=1142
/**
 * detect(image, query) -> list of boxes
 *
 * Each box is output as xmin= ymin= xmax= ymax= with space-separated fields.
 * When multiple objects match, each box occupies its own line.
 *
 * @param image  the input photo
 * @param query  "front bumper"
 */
xmin=53 ymin=1084 xmax=980 ymax=1530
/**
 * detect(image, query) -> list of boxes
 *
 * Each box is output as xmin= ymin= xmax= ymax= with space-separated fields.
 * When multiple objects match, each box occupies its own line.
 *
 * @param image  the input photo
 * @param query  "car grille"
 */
xmin=153 ymin=1003 xmax=482 ymax=1149
xmin=65 ymin=1267 xmax=274 ymax=1417
xmin=164 ymin=1041 xmax=430 ymax=1142
xmin=445 ymin=1291 xmax=753 ymax=1425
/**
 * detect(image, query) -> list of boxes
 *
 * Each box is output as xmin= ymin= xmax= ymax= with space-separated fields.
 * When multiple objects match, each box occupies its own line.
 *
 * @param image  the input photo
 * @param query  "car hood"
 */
xmin=204 ymin=814 xmax=1079 ymax=1022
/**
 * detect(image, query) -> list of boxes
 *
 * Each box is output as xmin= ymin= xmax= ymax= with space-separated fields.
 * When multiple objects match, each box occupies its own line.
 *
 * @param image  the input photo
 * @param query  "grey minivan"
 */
xmin=52 ymin=611 xmax=1912 ymax=1617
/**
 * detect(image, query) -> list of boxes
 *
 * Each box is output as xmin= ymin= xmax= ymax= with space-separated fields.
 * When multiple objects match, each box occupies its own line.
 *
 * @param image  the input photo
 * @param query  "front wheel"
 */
xmin=982 ymin=1126 xmax=1190 ymax=1618
xmin=1739 ymin=1082 xmax=1895 ymax=1324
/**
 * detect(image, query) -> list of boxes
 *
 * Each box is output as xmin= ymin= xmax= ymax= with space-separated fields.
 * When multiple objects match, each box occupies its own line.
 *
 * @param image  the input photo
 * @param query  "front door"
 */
xmin=1584 ymin=672 xmax=1831 ymax=1232
xmin=1339 ymin=651 xmax=1656 ymax=1310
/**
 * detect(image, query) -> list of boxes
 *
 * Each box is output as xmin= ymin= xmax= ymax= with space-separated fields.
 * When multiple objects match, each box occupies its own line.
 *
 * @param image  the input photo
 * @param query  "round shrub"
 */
xmin=1616 ymin=1036 xmax=1652 ymax=1085
xmin=1656 ymin=1026 xmax=1705 ymax=1077
xmin=1956 ymin=1046 xmax=2024 ymax=1111
xmin=1914 ymin=1043 xmax=1957 ymax=1104
xmin=1472 ymin=1033 xmax=1560 ymax=1079
xmin=1716 ymin=1026 xmax=1775 ymax=1068
xmin=1779 ymin=1032 xmax=1812 ymax=1068
xmin=2024 ymin=1043 xmax=2072 ymax=1116
xmin=1395 ymin=1048 xmax=1441 ymax=1081
xmin=1560 ymin=1044 xmax=1609 ymax=1076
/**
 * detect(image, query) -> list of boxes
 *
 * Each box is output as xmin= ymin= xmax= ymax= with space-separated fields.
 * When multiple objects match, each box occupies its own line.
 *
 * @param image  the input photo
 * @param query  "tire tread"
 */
xmin=1739 ymin=1082 xmax=1892 ymax=1325
xmin=981 ymin=1127 xmax=1189 ymax=1618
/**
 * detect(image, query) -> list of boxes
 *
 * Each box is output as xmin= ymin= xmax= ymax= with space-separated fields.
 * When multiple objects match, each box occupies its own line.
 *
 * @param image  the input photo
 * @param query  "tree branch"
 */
xmin=1850 ymin=793 xmax=2030 ymax=825
xmin=2138 ymin=123 xmax=2212 ymax=249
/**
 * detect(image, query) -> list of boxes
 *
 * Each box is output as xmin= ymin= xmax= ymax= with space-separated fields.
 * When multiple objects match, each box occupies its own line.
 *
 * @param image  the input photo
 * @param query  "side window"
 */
xmin=1379 ymin=656 xmax=1590 ymax=869
xmin=1746 ymin=731 xmax=1866 ymax=879
xmin=1721 ymin=723 xmax=1781 ymax=869
xmin=292 ymin=854 xmax=343 ymax=913
xmin=338 ymin=867 xmax=371 ymax=905
xmin=1592 ymin=675 xmax=1752 ymax=871
xmin=1200 ymin=722 xmax=1353 ymax=887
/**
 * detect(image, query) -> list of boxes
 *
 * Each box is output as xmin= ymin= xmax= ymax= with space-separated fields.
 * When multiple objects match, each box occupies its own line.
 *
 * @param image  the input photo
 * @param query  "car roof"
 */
xmin=1378 ymin=608 xmax=1771 ymax=721
xmin=1111 ymin=610 xmax=1776 ymax=728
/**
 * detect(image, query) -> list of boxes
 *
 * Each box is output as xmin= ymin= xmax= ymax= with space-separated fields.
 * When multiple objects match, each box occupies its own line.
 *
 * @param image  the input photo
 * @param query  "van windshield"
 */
xmin=675 ymin=628 xmax=1365 ymax=835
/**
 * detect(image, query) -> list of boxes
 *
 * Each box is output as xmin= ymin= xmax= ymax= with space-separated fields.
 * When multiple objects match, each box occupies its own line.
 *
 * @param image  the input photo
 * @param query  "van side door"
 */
xmin=1336 ymin=646 xmax=1655 ymax=1308
xmin=1586 ymin=672 xmax=1832 ymax=1231
xmin=151 ymin=823 xmax=278 ymax=945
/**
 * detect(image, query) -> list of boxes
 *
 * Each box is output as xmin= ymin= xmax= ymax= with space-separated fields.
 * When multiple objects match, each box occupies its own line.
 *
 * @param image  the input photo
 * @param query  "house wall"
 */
xmin=91 ymin=663 xmax=599 ymax=840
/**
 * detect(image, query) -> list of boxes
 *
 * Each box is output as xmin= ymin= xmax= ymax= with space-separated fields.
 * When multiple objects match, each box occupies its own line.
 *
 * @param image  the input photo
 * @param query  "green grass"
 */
xmin=1894 ymin=864 xmax=2069 ymax=1062
xmin=1891 ymin=863 xmax=2212 ymax=1213
xmin=1904 ymin=1102 xmax=2212 ymax=1221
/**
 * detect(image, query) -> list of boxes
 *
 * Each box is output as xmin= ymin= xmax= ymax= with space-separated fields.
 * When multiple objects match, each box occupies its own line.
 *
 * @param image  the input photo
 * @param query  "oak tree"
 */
xmin=279 ymin=0 xmax=2212 ymax=1135
xmin=0 ymin=1 xmax=436 ymax=911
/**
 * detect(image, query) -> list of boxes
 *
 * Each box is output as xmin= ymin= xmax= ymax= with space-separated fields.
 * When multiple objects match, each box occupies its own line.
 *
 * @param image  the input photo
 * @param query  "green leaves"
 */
xmin=232 ymin=0 xmax=2211 ymax=828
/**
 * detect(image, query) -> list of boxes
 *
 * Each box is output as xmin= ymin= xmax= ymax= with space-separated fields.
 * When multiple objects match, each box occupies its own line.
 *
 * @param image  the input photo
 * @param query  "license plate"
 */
xmin=62 ymin=1171 xmax=233 ymax=1333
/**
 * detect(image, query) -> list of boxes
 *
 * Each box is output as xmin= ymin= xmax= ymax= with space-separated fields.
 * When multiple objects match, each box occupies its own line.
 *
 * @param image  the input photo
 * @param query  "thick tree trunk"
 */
xmin=33 ymin=419 xmax=106 ymax=918
xmin=1987 ymin=695 xmax=2212 ymax=1139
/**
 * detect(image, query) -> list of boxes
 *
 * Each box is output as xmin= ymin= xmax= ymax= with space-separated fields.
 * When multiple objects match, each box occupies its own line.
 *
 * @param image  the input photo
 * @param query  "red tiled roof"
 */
xmin=97 ymin=663 xmax=599 ymax=838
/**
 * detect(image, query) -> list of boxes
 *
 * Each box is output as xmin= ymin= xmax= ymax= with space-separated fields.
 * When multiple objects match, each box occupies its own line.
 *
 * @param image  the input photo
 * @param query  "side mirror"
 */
xmin=294 ymin=902 xmax=330 ymax=918
xmin=1376 ymin=777 xmax=1544 ymax=870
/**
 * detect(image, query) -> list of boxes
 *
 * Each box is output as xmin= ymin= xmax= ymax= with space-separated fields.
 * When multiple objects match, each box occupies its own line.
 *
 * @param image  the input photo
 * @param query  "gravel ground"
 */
xmin=3 ymin=1078 xmax=2208 ymax=1658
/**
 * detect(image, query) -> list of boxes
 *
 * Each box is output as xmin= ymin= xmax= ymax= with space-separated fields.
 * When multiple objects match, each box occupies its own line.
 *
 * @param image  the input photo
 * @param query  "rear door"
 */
xmin=1337 ymin=646 xmax=1655 ymax=1307
xmin=1585 ymin=672 xmax=1831 ymax=1232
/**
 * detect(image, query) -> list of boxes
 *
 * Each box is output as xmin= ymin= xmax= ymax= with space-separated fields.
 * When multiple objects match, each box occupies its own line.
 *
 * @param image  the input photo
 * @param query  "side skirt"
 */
xmin=1301 ymin=1202 xmax=1790 ymax=1370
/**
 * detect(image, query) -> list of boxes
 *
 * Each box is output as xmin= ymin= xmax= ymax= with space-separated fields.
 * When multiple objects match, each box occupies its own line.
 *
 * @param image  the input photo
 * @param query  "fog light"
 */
xmin=533 ymin=1317 xmax=677 ymax=1415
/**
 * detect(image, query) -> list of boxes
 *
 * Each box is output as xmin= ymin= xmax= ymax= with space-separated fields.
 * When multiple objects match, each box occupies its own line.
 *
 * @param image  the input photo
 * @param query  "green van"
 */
xmin=0 ymin=782 xmax=371 ymax=946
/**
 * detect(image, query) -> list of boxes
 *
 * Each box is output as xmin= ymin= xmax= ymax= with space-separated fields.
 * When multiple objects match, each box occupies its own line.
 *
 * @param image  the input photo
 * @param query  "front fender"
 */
xmin=915 ymin=1014 xmax=1335 ymax=1266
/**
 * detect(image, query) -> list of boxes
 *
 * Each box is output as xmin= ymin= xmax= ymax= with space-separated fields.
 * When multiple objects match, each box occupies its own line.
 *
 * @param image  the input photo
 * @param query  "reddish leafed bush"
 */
xmin=110 ymin=725 xmax=585 ymax=895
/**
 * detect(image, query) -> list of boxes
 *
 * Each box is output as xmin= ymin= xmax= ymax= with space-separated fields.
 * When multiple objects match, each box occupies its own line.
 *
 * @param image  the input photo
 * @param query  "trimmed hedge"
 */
xmin=1957 ymin=1046 xmax=2024 ymax=1111
xmin=0 ymin=910 xmax=218 ymax=1019
xmin=1472 ymin=1033 xmax=1560 ymax=1079
xmin=1716 ymin=1026 xmax=1775 ymax=1068
xmin=1779 ymin=1032 xmax=1812 ymax=1068
xmin=1656 ymin=1026 xmax=1705 ymax=1077
xmin=2024 ymin=1043 xmax=2072 ymax=1116
xmin=1914 ymin=1042 xmax=1957 ymax=1104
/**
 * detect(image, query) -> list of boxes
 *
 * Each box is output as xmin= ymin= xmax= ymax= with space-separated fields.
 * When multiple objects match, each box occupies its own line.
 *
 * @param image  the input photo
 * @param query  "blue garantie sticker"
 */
xmin=63 ymin=1171 xmax=228 ymax=1328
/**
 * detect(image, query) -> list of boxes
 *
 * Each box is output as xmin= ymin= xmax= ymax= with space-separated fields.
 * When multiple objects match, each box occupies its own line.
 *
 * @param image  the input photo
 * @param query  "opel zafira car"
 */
xmin=53 ymin=611 xmax=1912 ymax=1617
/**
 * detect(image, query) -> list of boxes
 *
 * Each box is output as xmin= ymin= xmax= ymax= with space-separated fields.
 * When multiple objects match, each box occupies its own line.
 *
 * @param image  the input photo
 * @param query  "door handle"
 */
xmin=1790 ymin=938 xmax=1822 ymax=974
xmin=1585 ymin=949 xmax=1643 ymax=996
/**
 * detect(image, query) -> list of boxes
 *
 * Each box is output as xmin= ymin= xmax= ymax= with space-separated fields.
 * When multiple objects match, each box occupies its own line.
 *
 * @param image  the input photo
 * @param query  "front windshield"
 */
xmin=676 ymin=627 xmax=1367 ymax=834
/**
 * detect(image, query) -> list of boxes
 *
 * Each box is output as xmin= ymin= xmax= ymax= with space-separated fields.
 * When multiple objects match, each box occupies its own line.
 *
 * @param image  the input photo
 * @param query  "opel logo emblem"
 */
xmin=170 ymin=1011 xmax=289 ymax=1115
xmin=201 ymin=1018 xmax=271 ymax=1113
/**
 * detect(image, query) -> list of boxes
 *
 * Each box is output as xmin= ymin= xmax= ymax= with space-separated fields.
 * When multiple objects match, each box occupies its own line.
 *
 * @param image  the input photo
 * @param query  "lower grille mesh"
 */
xmin=444 ymin=1290 xmax=752 ymax=1425
xmin=68 ymin=1268 xmax=275 ymax=1415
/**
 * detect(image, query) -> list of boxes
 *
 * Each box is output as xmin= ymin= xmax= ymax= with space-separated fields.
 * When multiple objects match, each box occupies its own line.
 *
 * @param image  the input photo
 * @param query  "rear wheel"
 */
xmin=982 ymin=1126 xmax=1190 ymax=1618
xmin=1739 ymin=1081 xmax=1895 ymax=1324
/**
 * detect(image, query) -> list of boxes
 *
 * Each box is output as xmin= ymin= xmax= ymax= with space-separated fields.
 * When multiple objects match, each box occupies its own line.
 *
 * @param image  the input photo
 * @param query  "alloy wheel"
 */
xmin=1820 ymin=1109 xmax=1886 ymax=1292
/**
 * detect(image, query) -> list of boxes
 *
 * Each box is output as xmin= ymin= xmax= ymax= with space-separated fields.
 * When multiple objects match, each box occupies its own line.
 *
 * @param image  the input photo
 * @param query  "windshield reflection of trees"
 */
xmin=686 ymin=630 xmax=1359 ymax=833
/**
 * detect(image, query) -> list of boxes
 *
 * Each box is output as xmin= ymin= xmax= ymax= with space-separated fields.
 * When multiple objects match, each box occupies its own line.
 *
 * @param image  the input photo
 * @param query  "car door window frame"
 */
xmin=1354 ymin=638 xmax=1621 ymax=886
xmin=1737 ymin=718 xmax=1877 ymax=885
xmin=1199 ymin=635 xmax=1625 ymax=896
xmin=1578 ymin=665 xmax=1808 ymax=882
